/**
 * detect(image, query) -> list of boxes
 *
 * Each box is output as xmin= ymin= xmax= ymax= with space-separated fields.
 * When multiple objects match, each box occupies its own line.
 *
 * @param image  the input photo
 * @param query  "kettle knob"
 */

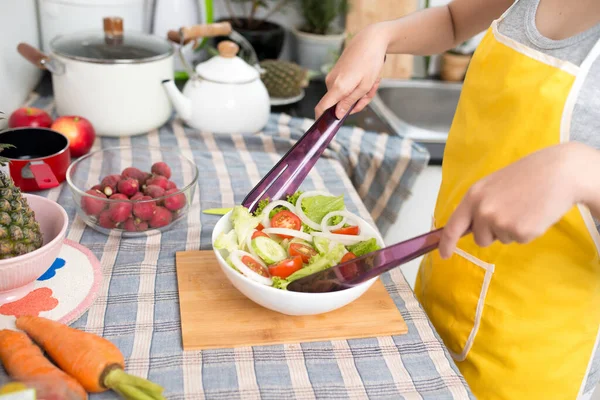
xmin=218 ymin=41 xmax=239 ymax=58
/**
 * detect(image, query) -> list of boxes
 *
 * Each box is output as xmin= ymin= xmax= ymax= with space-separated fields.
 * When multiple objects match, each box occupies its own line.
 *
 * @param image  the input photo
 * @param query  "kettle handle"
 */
xmin=167 ymin=22 xmax=232 ymax=44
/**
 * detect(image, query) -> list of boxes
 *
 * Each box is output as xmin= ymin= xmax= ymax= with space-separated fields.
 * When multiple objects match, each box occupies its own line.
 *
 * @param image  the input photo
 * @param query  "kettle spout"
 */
xmin=162 ymin=79 xmax=191 ymax=121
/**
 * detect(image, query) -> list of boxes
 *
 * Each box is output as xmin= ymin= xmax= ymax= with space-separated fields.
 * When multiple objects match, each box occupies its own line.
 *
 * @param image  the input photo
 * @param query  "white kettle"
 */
xmin=162 ymin=40 xmax=270 ymax=134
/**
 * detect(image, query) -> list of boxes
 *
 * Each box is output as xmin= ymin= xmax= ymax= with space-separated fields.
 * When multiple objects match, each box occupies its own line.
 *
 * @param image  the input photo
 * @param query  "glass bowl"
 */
xmin=66 ymin=146 xmax=198 ymax=237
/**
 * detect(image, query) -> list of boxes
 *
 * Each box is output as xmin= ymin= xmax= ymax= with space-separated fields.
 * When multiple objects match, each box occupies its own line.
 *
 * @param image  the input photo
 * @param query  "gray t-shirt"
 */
xmin=498 ymin=0 xmax=600 ymax=150
xmin=498 ymin=1 xmax=600 ymax=396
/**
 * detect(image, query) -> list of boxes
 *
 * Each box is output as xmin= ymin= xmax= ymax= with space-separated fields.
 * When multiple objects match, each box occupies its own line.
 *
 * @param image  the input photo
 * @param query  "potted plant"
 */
xmin=292 ymin=0 xmax=349 ymax=73
xmin=440 ymin=41 xmax=473 ymax=82
xmin=217 ymin=0 xmax=293 ymax=61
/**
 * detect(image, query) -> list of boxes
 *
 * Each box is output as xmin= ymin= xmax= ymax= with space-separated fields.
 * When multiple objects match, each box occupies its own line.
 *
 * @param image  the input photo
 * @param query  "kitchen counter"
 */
xmin=0 ymin=80 xmax=473 ymax=399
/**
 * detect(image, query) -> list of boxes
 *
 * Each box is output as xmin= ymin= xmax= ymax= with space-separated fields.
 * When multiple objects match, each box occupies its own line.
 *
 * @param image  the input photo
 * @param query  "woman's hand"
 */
xmin=438 ymin=142 xmax=600 ymax=259
xmin=314 ymin=23 xmax=390 ymax=120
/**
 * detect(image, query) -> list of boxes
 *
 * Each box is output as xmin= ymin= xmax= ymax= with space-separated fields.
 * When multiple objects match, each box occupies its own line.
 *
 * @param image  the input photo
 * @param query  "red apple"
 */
xmin=51 ymin=116 xmax=96 ymax=158
xmin=8 ymin=107 xmax=53 ymax=128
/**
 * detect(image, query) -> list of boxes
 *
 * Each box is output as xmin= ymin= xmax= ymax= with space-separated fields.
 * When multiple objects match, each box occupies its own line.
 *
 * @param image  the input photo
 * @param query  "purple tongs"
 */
xmin=241 ymin=104 xmax=355 ymax=213
xmin=240 ymin=103 xmax=466 ymax=293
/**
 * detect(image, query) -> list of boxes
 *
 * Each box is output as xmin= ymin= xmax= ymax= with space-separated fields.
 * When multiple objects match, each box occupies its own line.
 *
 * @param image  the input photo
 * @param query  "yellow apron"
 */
xmin=415 ymin=10 xmax=600 ymax=400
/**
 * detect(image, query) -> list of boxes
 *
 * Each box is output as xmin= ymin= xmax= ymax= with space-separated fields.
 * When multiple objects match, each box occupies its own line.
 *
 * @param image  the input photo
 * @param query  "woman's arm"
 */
xmin=438 ymin=142 xmax=600 ymax=258
xmin=383 ymin=0 xmax=514 ymax=55
xmin=315 ymin=0 xmax=515 ymax=119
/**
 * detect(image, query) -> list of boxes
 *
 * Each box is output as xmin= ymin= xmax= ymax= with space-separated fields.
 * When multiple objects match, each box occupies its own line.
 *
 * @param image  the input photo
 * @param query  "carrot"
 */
xmin=0 ymin=329 xmax=88 ymax=400
xmin=15 ymin=316 xmax=165 ymax=400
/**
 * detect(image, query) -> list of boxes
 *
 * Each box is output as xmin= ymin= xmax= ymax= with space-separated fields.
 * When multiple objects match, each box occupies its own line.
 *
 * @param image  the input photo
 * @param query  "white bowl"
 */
xmin=211 ymin=211 xmax=384 ymax=316
xmin=0 ymin=194 xmax=68 ymax=304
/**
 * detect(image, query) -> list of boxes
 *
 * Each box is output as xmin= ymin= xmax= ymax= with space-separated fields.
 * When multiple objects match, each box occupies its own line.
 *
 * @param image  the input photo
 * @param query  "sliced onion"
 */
xmin=245 ymin=229 xmax=261 ymax=259
xmin=295 ymin=190 xmax=340 ymax=231
xmin=260 ymin=200 xmax=296 ymax=228
xmin=311 ymin=231 xmax=370 ymax=246
xmin=262 ymin=228 xmax=313 ymax=242
xmin=321 ymin=210 xmax=365 ymax=232
xmin=230 ymin=250 xmax=273 ymax=286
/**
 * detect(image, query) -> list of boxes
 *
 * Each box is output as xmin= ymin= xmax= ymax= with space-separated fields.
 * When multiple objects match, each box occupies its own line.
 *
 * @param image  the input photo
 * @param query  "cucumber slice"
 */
xmin=251 ymin=236 xmax=287 ymax=264
xmin=313 ymin=236 xmax=330 ymax=254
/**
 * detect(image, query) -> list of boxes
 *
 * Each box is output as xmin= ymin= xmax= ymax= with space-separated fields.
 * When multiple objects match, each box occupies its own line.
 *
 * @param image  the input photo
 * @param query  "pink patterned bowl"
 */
xmin=0 ymin=194 xmax=68 ymax=305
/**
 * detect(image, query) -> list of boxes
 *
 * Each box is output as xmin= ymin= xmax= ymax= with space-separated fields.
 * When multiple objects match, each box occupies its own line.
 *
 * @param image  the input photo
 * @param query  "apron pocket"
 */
xmin=418 ymin=245 xmax=495 ymax=362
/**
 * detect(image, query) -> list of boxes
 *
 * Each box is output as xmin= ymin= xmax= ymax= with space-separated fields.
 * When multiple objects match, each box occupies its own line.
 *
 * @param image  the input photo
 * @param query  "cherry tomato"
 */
xmin=332 ymin=225 xmax=360 ymax=235
xmin=341 ymin=252 xmax=357 ymax=263
xmin=268 ymin=256 xmax=303 ymax=278
xmin=252 ymin=230 xmax=269 ymax=239
xmin=289 ymin=242 xmax=318 ymax=263
xmin=242 ymin=255 xmax=270 ymax=278
xmin=270 ymin=210 xmax=302 ymax=238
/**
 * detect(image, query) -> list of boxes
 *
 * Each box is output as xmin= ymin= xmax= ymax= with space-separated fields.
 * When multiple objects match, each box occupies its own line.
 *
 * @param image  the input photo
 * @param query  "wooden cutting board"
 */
xmin=175 ymin=250 xmax=407 ymax=350
xmin=345 ymin=0 xmax=419 ymax=79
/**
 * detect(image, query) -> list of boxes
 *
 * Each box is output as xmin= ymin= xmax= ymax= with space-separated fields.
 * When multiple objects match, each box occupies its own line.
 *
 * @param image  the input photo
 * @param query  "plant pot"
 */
xmin=440 ymin=52 xmax=472 ymax=82
xmin=216 ymin=17 xmax=285 ymax=61
xmin=292 ymin=27 xmax=346 ymax=73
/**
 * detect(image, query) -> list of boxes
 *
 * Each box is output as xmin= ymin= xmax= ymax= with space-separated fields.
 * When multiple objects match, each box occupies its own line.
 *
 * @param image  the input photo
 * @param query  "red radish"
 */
xmin=145 ymin=175 xmax=168 ymax=190
xmin=151 ymin=162 xmax=171 ymax=179
xmin=117 ymin=178 xmax=139 ymax=197
xmin=81 ymin=190 xmax=107 ymax=216
xmin=98 ymin=210 xmax=118 ymax=229
xmin=144 ymin=184 xmax=165 ymax=199
xmin=121 ymin=167 xmax=150 ymax=184
xmin=91 ymin=184 xmax=102 ymax=192
xmin=133 ymin=196 xmax=156 ymax=221
xmin=108 ymin=201 xmax=132 ymax=223
xmin=164 ymin=189 xmax=186 ymax=211
xmin=123 ymin=217 xmax=148 ymax=232
xmin=130 ymin=192 xmax=144 ymax=201
xmin=100 ymin=174 xmax=121 ymax=197
xmin=149 ymin=206 xmax=172 ymax=228
xmin=165 ymin=180 xmax=177 ymax=190
xmin=109 ymin=193 xmax=127 ymax=200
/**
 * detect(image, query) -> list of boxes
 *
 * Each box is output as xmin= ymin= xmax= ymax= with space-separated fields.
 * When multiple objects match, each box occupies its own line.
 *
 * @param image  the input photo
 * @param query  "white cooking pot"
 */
xmin=18 ymin=17 xmax=174 ymax=137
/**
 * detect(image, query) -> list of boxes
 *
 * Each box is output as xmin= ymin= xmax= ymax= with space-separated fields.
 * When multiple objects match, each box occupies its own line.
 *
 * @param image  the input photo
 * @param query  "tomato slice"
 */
xmin=252 ymin=230 xmax=269 ymax=239
xmin=289 ymin=242 xmax=318 ymax=263
xmin=339 ymin=252 xmax=359 ymax=280
xmin=241 ymin=255 xmax=270 ymax=278
xmin=268 ymin=256 xmax=303 ymax=278
xmin=270 ymin=210 xmax=302 ymax=239
xmin=341 ymin=252 xmax=357 ymax=263
xmin=332 ymin=225 xmax=360 ymax=235
xmin=256 ymin=223 xmax=264 ymax=231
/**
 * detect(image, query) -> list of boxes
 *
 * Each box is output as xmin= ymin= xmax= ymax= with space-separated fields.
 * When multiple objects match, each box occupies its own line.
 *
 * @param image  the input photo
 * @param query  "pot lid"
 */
xmin=195 ymin=41 xmax=259 ymax=83
xmin=50 ymin=17 xmax=173 ymax=64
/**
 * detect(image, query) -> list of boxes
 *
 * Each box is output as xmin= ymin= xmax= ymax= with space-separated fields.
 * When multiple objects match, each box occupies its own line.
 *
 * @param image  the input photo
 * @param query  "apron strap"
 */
xmin=560 ymin=36 xmax=600 ymax=143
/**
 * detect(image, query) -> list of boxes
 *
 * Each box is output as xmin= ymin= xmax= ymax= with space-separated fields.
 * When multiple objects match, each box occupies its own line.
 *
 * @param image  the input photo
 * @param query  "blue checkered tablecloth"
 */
xmin=0 ymin=91 xmax=474 ymax=399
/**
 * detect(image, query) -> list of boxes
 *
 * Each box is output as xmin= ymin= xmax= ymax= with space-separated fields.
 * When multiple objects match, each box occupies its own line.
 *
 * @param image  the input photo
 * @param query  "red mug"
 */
xmin=0 ymin=127 xmax=70 ymax=192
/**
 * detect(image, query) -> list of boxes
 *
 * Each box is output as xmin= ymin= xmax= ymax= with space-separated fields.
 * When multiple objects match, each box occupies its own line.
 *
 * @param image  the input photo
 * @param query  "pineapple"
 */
xmin=259 ymin=60 xmax=309 ymax=99
xmin=0 ymin=113 xmax=43 ymax=259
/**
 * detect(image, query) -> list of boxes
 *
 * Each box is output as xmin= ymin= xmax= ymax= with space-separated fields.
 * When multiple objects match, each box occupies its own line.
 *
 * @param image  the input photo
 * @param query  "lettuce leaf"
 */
xmin=231 ymin=205 xmax=261 ymax=246
xmin=347 ymin=238 xmax=380 ymax=257
xmin=214 ymin=229 xmax=238 ymax=253
xmin=300 ymin=195 xmax=344 ymax=225
xmin=285 ymin=242 xmax=346 ymax=282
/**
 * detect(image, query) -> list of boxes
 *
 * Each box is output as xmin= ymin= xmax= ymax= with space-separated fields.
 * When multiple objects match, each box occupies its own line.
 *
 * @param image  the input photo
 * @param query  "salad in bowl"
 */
xmin=214 ymin=190 xmax=382 ymax=292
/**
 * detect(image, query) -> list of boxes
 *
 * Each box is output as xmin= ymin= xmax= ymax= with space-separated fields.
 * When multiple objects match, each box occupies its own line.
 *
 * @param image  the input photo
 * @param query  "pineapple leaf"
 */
xmin=0 ymin=143 xmax=15 ymax=167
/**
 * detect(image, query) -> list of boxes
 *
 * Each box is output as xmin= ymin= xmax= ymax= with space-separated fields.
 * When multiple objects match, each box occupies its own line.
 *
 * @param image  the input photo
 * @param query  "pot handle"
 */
xmin=17 ymin=43 xmax=65 ymax=75
xmin=167 ymin=22 xmax=233 ymax=44
xmin=27 ymin=162 xmax=59 ymax=190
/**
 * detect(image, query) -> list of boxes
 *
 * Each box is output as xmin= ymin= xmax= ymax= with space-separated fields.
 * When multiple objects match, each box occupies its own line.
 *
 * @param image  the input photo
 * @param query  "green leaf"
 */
xmin=347 ymin=238 xmax=380 ymax=257
xmin=300 ymin=195 xmax=344 ymax=225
